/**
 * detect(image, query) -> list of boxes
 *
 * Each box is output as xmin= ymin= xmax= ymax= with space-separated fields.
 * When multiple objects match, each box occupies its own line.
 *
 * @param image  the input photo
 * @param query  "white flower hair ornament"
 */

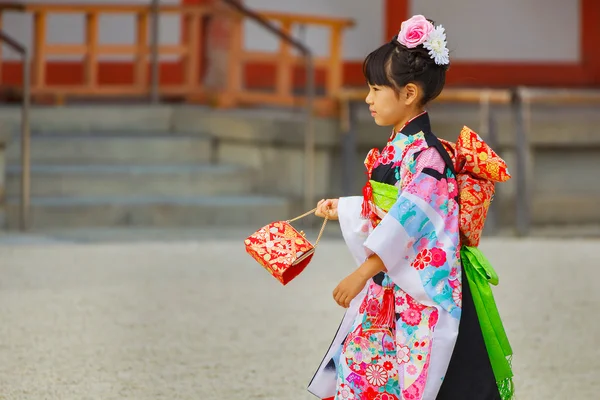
xmin=395 ymin=15 xmax=450 ymax=66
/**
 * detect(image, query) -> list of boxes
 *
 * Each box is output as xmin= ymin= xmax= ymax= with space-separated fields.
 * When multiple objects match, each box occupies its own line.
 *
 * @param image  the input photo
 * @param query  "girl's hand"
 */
xmin=315 ymin=198 xmax=339 ymax=220
xmin=333 ymin=254 xmax=387 ymax=308
xmin=333 ymin=271 xmax=368 ymax=308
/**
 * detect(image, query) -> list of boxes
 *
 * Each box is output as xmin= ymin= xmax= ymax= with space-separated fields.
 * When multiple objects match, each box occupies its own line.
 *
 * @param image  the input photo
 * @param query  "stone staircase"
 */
xmin=3 ymin=131 xmax=290 ymax=229
xmin=1 ymin=102 xmax=599 ymax=233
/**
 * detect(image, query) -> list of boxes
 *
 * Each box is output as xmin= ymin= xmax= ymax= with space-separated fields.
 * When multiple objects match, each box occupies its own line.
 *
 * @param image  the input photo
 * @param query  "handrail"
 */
xmin=219 ymin=0 xmax=317 ymax=214
xmin=518 ymin=87 xmax=600 ymax=104
xmin=0 ymin=3 xmax=189 ymax=12
xmin=255 ymin=11 xmax=355 ymax=28
xmin=220 ymin=1 xmax=312 ymax=56
xmin=0 ymin=1 xmax=351 ymax=224
xmin=514 ymin=87 xmax=600 ymax=236
xmin=3 ymin=0 xmax=324 ymax=215
xmin=0 ymin=30 xmax=31 ymax=231
xmin=336 ymin=87 xmax=513 ymax=104
xmin=1 ymin=3 xmax=351 ymax=107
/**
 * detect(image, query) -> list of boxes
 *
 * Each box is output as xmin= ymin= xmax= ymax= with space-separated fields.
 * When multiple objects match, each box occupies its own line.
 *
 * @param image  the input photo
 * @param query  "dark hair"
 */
xmin=363 ymin=32 xmax=449 ymax=105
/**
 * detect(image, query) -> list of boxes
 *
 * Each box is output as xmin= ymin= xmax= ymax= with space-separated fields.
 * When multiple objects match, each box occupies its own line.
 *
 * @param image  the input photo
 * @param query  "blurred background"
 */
xmin=0 ymin=0 xmax=598 ymax=399
xmin=0 ymin=0 xmax=598 ymax=235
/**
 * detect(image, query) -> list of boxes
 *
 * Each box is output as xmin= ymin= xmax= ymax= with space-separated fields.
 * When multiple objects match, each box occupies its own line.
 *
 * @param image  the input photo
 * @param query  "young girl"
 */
xmin=308 ymin=15 xmax=513 ymax=400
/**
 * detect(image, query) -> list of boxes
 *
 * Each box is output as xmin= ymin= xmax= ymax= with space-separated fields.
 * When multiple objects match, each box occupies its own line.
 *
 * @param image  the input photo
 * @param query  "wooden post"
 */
xmin=32 ymin=11 xmax=47 ymax=89
xmin=327 ymin=25 xmax=343 ymax=96
xmin=276 ymin=20 xmax=292 ymax=98
xmin=204 ymin=0 xmax=243 ymax=107
xmin=149 ymin=0 xmax=160 ymax=103
xmin=0 ymin=11 xmax=3 ymax=85
xmin=84 ymin=12 xmax=99 ymax=88
xmin=135 ymin=11 xmax=149 ymax=88
xmin=219 ymin=14 xmax=242 ymax=107
xmin=184 ymin=12 xmax=201 ymax=91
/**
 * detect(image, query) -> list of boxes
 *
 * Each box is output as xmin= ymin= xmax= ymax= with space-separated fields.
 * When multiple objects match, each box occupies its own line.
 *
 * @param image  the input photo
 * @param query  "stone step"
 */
xmin=5 ymin=164 xmax=254 ymax=197
xmin=532 ymin=195 xmax=600 ymax=225
xmin=4 ymin=195 xmax=290 ymax=229
xmin=5 ymin=133 xmax=215 ymax=165
xmin=496 ymin=194 xmax=600 ymax=226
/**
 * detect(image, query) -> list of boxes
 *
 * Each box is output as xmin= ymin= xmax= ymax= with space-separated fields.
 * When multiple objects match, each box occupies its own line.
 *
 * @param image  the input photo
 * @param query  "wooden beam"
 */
xmin=84 ymin=12 xmax=99 ymax=88
xmin=135 ymin=11 xmax=149 ymax=87
xmin=276 ymin=21 xmax=292 ymax=97
xmin=385 ymin=0 xmax=409 ymax=40
xmin=0 ymin=10 xmax=3 ymax=83
xmin=327 ymin=26 xmax=343 ymax=96
xmin=32 ymin=11 xmax=47 ymax=88
xmin=183 ymin=13 xmax=201 ymax=88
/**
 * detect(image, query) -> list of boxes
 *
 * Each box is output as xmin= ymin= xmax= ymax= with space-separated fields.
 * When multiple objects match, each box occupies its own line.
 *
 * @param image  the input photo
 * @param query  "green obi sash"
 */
xmin=461 ymin=246 xmax=515 ymax=400
xmin=369 ymin=180 xmax=398 ymax=212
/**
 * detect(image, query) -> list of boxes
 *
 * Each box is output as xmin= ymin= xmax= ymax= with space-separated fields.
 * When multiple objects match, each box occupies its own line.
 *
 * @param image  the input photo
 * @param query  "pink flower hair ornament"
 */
xmin=394 ymin=15 xmax=450 ymax=66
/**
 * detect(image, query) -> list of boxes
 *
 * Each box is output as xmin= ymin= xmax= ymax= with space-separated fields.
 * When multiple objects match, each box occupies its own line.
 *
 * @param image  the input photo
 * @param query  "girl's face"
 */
xmin=365 ymin=84 xmax=421 ymax=133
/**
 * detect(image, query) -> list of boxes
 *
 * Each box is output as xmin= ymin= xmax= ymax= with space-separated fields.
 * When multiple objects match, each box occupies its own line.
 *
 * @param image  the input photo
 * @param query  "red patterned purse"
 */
xmin=244 ymin=208 xmax=328 ymax=285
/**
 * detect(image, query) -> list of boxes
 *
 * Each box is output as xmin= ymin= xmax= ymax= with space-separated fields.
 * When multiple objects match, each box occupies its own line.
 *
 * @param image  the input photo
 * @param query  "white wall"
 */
xmin=410 ymin=0 xmax=580 ymax=62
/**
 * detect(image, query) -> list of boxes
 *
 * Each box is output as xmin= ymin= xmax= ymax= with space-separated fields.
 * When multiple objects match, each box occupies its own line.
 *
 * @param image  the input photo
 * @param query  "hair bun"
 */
xmin=363 ymin=16 xmax=448 ymax=106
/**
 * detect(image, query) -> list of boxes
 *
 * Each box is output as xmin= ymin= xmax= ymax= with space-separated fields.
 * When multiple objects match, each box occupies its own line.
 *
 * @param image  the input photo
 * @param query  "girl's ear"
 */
xmin=403 ymin=83 xmax=420 ymax=106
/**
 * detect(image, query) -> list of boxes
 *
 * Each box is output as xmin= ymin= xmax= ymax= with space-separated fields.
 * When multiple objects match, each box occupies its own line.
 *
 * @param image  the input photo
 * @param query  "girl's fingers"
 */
xmin=316 ymin=199 xmax=324 ymax=209
xmin=334 ymin=289 xmax=348 ymax=308
xmin=340 ymin=295 xmax=349 ymax=308
xmin=315 ymin=199 xmax=326 ymax=217
xmin=334 ymin=291 xmax=343 ymax=307
xmin=317 ymin=199 xmax=337 ymax=219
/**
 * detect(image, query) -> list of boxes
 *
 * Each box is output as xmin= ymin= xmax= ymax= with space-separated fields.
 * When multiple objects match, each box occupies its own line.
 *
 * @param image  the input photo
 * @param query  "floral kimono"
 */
xmin=308 ymin=112 xmax=512 ymax=400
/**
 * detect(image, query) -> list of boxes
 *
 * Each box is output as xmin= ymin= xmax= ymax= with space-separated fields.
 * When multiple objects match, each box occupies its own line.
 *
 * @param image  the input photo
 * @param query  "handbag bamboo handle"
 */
xmin=287 ymin=207 xmax=328 ymax=247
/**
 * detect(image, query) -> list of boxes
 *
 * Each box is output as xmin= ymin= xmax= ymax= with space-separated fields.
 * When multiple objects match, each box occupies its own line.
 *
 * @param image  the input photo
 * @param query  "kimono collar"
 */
xmin=393 ymin=111 xmax=432 ymax=140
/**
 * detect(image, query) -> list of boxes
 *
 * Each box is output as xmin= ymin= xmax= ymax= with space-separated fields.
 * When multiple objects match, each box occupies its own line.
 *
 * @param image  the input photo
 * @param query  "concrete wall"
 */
xmin=2 ymin=0 xmax=580 ymax=62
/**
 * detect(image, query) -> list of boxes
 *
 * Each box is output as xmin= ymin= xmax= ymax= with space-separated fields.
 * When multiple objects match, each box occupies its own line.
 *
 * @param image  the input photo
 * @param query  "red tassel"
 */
xmin=361 ymin=181 xmax=373 ymax=219
xmin=374 ymin=287 xmax=395 ymax=328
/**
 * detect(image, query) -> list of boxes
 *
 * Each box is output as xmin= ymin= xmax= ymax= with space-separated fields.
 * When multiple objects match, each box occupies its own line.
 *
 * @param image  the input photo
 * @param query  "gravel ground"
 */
xmin=0 ymin=235 xmax=598 ymax=399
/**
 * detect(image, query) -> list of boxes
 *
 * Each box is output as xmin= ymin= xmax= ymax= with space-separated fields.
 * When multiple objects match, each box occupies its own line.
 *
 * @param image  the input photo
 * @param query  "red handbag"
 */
xmin=244 ymin=208 xmax=328 ymax=285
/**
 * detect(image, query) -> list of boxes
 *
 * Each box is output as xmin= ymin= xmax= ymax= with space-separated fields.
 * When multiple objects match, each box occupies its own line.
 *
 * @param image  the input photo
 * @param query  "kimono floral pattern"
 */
xmin=335 ymin=121 xmax=462 ymax=399
xmin=337 ymin=275 xmax=441 ymax=400
xmin=392 ymin=169 xmax=462 ymax=318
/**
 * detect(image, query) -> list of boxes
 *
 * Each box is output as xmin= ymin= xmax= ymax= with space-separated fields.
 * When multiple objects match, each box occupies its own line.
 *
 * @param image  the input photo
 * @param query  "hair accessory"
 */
xmin=395 ymin=15 xmax=450 ymax=66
